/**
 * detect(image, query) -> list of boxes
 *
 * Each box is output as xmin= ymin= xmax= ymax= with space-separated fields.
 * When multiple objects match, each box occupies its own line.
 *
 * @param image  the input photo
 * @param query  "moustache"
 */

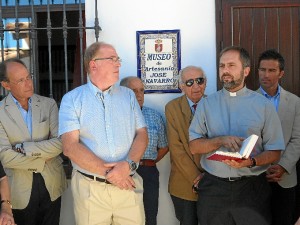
xmin=221 ymin=73 xmax=233 ymax=79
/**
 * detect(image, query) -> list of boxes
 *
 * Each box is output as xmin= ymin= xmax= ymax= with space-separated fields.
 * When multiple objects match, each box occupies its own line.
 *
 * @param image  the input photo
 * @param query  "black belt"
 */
xmin=207 ymin=172 xmax=254 ymax=182
xmin=77 ymin=171 xmax=111 ymax=184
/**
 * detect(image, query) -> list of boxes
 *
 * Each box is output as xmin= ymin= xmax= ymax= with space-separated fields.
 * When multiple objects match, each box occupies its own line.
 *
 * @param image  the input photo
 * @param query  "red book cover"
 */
xmin=207 ymin=134 xmax=259 ymax=162
xmin=207 ymin=154 xmax=245 ymax=162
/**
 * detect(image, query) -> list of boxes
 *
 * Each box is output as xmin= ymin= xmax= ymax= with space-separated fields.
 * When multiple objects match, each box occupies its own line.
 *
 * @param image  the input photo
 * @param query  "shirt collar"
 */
xmin=222 ymin=85 xmax=248 ymax=97
xmin=87 ymin=80 xmax=116 ymax=96
xmin=9 ymin=92 xmax=32 ymax=108
xmin=259 ymin=85 xmax=281 ymax=98
xmin=186 ymin=96 xmax=199 ymax=108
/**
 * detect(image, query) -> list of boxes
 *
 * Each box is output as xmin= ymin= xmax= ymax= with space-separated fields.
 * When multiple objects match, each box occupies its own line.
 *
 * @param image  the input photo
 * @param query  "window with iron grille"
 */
xmin=0 ymin=0 xmax=101 ymax=178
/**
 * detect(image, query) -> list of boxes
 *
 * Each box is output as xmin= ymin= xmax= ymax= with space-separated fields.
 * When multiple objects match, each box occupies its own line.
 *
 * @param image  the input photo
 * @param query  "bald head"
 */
xmin=120 ymin=76 xmax=144 ymax=107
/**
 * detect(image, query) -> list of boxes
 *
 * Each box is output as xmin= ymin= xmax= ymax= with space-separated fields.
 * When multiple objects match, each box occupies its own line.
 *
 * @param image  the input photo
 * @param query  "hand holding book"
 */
xmin=207 ymin=134 xmax=259 ymax=162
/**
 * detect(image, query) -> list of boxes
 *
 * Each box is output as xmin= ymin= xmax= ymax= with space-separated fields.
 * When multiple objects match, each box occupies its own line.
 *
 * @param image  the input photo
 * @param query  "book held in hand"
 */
xmin=207 ymin=134 xmax=259 ymax=162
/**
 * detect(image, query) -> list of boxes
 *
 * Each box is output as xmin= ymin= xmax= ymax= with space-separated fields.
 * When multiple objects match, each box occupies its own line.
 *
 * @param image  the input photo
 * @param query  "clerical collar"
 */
xmin=222 ymin=86 xmax=248 ymax=97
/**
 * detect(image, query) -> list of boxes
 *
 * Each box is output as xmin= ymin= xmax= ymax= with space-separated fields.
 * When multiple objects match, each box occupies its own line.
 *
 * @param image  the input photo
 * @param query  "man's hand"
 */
xmin=223 ymin=157 xmax=252 ymax=168
xmin=192 ymin=173 xmax=204 ymax=193
xmin=0 ymin=207 xmax=16 ymax=225
xmin=104 ymin=161 xmax=136 ymax=190
xmin=12 ymin=143 xmax=25 ymax=155
xmin=220 ymin=136 xmax=244 ymax=152
xmin=266 ymin=164 xmax=286 ymax=182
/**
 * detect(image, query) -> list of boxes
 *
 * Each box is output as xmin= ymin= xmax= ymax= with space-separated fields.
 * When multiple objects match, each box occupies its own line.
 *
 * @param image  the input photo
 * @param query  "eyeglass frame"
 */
xmin=184 ymin=77 xmax=205 ymax=87
xmin=5 ymin=74 xmax=34 ymax=86
xmin=93 ymin=57 xmax=122 ymax=63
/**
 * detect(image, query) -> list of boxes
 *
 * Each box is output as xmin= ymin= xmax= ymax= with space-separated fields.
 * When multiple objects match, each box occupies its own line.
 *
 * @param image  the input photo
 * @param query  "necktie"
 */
xmin=192 ymin=104 xmax=197 ymax=111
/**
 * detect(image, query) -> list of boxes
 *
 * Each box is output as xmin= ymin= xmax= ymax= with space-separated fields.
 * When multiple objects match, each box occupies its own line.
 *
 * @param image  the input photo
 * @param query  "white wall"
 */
xmin=60 ymin=1 xmax=217 ymax=225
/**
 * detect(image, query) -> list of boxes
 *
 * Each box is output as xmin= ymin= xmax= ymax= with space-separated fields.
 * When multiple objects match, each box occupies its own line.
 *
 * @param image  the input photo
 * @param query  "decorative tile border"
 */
xmin=137 ymin=29 xmax=181 ymax=93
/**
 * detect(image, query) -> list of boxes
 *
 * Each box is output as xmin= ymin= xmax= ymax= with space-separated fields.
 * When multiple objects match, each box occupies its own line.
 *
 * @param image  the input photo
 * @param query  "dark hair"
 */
xmin=220 ymin=46 xmax=250 ymax=68
xmin=258 ymin=49 xmax=284 ymax=71
xmin=0 ymin=58 xmax=27 ymax=82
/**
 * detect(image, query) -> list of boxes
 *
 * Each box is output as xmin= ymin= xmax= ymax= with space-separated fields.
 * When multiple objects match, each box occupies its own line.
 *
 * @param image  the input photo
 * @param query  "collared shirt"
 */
xmin=10 ymin=93 xmax=32 ymax=136
xmin=189 ymin=86 xmax=285 ymax=177
xmin=141 ymin=106 xmax=168 ymax=160
xmin=58 ymin=80 xmax=146 ymax=177
xmin=186 ymin=97 xmax=199 ymax=115
xmin=259 ymin=85 xmax=281 ymax=111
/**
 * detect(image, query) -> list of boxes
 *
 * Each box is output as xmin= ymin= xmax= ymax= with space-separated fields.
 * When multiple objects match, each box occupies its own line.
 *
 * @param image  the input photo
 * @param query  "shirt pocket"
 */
xmin=238 ymin=118 xmax=261 ymax=136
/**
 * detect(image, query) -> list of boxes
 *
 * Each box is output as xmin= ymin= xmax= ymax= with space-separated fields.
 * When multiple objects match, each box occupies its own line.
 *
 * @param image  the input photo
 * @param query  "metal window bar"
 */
xmin=0 ymin=0 xmax=101 ymax=102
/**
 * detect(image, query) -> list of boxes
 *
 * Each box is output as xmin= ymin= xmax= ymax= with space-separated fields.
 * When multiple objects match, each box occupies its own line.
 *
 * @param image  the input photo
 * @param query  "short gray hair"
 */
xmin=0 ymin=58 xmax=27 ymax=82
xmin=120 ymin=76 xmax=142 ymax=87
xmin=84 ymin=41 xmax=114 ymax=74
xmin=178 ymin=66 xmax=206 ymax=84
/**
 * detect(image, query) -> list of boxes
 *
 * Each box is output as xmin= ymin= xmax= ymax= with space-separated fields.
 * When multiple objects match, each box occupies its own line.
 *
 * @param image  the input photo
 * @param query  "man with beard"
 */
xmin=189 ymin=46 xmax=285 ymax=225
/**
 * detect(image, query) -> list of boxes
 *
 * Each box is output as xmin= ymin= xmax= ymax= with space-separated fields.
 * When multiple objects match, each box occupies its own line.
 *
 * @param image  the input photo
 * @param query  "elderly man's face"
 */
xmin=127 ymin=78 xmax=145 ymax=108
xmin=180 ymin=68 xmax=206 ymax=103
xmin=89 ymin=45 xmax=121 ymax=89
xmin=1 ymin=62 xmax=34 ymax=102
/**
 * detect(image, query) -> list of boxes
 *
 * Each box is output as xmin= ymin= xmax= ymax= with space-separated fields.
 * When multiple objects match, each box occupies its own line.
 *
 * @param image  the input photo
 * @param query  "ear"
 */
xmin=1 ymin=81 xmax=10 ymax=91
xmin=279 ymin=70 xmax=284 ymax=79
xmin=179 ymin=83 xmax=185 ymax=93
xmin=243 ymin=66 xmax=251 ymax=77
xmin=89 ymin=60 xmax=97 ymax=72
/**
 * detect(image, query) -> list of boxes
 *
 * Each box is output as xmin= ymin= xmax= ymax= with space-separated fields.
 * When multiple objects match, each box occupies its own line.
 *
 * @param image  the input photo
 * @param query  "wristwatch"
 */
xmin=1 ymin=200 xmax=12 ymax=209
xmin=126 ymin=158 xmax=139 ymax=172
xmin=248 ymin=157 xmax=257 ymax=168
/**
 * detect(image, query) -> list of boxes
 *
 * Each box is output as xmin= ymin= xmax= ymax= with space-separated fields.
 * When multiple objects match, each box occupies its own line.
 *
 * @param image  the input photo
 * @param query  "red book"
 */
xmin=207 ymin=134 xmax=259 ymax=162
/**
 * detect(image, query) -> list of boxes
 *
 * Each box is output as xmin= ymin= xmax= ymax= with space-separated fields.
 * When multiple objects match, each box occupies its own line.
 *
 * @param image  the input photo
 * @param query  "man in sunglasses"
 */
xmin=165 ymin=66 xmax=206 ymax=225
xmin=189 ymin=46 xmax=285 ymax=225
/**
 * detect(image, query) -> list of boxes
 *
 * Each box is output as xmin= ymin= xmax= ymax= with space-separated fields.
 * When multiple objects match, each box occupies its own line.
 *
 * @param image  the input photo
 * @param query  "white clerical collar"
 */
xmin=229 ymin=92 xmax=237 ymax=97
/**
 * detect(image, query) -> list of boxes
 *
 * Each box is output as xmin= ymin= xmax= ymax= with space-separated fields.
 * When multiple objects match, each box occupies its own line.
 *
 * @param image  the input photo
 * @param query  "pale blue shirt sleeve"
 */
xmin=59 ymin=91 xmax=80 ymax=136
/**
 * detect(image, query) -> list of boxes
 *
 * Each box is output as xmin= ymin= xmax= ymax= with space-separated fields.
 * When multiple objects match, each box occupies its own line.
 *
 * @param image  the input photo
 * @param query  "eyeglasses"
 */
xmin=93 ymin=57 xmax=122 ymax=63
xmin=184 ymin=77 xmax=205 ymax=87
xmin=7 ymin=74 xmax=33 ymax=86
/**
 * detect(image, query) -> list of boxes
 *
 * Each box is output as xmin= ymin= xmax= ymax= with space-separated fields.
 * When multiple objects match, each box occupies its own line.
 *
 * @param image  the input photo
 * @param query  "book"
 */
xmin=207 ymin=134 xmax=259 ymax=162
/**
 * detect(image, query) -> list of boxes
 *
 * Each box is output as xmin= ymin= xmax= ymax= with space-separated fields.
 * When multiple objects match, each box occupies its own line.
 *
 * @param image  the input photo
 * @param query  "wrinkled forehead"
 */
xmin=183 ymin=68 xmax=204 ymax=80
xmin=98 ymin=45 xmax=118 ymax=57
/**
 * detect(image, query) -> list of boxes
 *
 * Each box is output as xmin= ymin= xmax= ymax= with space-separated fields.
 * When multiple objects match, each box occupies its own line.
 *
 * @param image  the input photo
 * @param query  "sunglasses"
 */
xmin=184 ymin=77 xmax=205 ymax=87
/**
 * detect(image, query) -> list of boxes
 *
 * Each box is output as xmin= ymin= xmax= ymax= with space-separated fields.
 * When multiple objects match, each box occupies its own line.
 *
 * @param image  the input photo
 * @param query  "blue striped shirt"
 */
xmin=58 ymin=81 xmax=146 ymax=176
xmin=141 ymin=106 xmax=168 ymax=160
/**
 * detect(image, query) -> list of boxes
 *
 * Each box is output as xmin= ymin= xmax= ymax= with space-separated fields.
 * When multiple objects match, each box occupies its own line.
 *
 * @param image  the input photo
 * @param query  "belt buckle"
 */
xmin=228 ymin=177 xmax=237 ymax=182
xmin=228 ymin=177 xmax=241 ymax=182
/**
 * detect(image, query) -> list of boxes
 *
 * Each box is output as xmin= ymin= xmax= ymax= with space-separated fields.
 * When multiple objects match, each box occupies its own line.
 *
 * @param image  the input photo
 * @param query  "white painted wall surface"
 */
xmin=60 ymin=1 xmax=217 ymax=224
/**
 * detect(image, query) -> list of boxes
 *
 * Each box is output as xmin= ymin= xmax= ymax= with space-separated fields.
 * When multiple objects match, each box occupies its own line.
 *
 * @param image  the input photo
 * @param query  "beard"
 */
xmin=221 ymin=71 xmax=244 ymax=91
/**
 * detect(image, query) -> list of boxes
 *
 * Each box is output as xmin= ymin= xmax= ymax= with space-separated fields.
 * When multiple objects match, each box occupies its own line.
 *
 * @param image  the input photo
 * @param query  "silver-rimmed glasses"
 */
xmin=93 ymin=57 xmax=122 ymax=63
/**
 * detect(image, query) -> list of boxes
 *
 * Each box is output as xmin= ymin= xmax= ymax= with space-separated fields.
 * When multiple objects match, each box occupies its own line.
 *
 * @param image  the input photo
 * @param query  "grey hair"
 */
xmin=0 ymin=58 xmax=27 ymax=82
xmin=84 ymin=41 xmax=114 ymax=74
xmin=178 ymin=66 xmax=206 ymax=84
xmin=120 ymin=76 xmax=143 ymax=87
